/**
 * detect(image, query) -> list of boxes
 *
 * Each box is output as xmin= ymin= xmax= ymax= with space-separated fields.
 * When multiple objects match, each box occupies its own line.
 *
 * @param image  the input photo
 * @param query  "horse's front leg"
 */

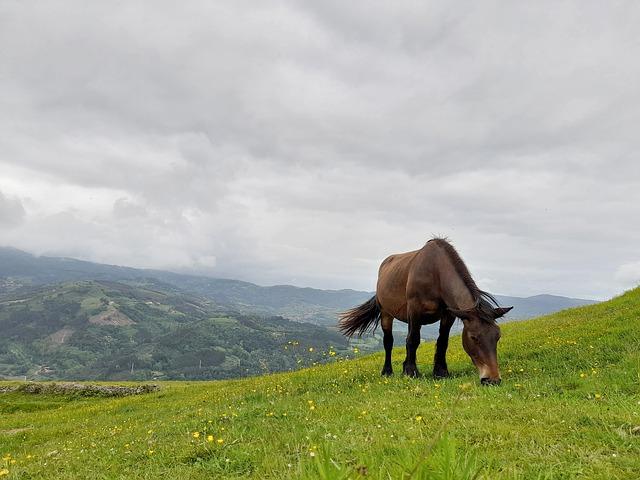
xmin=433 ymin=312 xmax=455 ymax=379
xmin=402 ymin=314 xmax=422 ymax=378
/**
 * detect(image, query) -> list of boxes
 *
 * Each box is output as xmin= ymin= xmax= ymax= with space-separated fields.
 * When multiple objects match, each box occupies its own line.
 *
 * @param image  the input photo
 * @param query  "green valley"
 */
xmin=0 ymin=280 xmax=350 ymax=381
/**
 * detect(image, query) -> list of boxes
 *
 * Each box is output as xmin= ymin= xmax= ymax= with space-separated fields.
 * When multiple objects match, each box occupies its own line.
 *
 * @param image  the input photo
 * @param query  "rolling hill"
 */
xmin=0 ymin=247 xmax=597 ymax=327
xmin=0 ymin=287 xmax=638 ymax=479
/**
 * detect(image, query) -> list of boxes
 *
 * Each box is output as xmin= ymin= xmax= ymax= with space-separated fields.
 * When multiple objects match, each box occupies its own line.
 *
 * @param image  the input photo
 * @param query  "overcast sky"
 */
xmin=1 ymin=1 xmax=639 ymax=300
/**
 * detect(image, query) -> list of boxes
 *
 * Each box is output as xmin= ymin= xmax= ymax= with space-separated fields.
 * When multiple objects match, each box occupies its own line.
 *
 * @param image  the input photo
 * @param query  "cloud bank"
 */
xmin=1 ymin=1 xmax=639 ymax=299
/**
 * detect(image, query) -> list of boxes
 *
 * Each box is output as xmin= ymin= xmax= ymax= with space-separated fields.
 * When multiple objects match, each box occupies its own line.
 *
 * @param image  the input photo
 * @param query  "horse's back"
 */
xmin=376 ymin=241 xmax=448 ymax=321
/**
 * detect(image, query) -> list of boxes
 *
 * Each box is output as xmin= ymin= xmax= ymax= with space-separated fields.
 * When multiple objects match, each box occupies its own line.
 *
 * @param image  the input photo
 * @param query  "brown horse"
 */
xmin=339 ymin=238 xmax=512 ymax=385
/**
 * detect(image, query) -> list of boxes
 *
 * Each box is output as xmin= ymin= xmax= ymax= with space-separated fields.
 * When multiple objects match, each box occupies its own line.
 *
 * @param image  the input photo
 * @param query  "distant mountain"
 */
xmin=492 ymin=293 xmax=598 ymax=319
xmin=0 ymin=247 xmax=371 ymax=325
xmin=0 ymin=280 xmax=349 ymax=381
xmin=0 ymin=247 xmax=597 ymax=327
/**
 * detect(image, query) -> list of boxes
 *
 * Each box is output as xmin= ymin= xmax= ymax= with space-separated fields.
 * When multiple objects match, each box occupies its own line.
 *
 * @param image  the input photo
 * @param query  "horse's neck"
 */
xmin=441 ymin=269 xmax=476 ymax=311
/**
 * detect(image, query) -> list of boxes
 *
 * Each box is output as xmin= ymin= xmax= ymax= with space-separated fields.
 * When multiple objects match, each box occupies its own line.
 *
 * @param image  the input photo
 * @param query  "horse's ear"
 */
xmin=448 ymin=308 xmax=471 ymax=319
xmin=493 ymin=306 xmax=513 ymax=319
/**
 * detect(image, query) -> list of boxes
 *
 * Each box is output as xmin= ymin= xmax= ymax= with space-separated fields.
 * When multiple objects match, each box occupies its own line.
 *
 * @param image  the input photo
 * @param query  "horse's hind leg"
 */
xmin=380 ymin=312 xmax=394 ymax=376
xmin=402 ymin=307 xmax=424 ymax=378
xmin=433 ymin=311 xmax=455 ymax=379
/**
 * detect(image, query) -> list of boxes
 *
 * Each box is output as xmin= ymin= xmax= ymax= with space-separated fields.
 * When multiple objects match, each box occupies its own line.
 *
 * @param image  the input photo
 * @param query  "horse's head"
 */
xmin=449 ymin=305 xmax=512 ymax=385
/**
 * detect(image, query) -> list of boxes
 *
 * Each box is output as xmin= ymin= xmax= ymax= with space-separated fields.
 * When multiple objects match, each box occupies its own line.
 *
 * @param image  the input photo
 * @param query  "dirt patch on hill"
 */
xmin=88 ymin=307 xmax=134 ymax=326
xmin=0 ymin=382 xmax=159 ymax=397
xmin=48 ymin=327 xmax=74 ymax=344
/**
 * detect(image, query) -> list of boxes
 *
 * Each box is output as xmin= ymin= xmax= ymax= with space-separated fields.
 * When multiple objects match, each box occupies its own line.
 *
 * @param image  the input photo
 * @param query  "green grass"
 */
xmin=1 ymin=288 xmax=640 ymax=479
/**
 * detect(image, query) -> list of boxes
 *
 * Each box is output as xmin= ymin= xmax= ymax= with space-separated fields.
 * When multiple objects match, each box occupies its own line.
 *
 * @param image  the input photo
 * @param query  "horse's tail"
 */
xmin=338 ymin=296 xmax=381 ymax=338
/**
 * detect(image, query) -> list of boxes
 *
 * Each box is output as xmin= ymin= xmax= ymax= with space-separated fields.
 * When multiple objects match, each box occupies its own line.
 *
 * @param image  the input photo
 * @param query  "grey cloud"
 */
xmin=1 ymin=1 xmax=640 ymax=299
xmin=0 ymin=191 xmax=26 ymax=227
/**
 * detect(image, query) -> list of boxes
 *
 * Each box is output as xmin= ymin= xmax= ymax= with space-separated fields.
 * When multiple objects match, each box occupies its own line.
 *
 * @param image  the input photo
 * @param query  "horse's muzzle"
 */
xmin=480 ymin=377 xmax=502 ymax=386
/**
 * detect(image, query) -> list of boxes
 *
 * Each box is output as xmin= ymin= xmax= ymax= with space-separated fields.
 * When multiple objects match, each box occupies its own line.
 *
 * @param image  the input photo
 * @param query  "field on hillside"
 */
xmin=1 ymin=289 xmax=639 ymax=479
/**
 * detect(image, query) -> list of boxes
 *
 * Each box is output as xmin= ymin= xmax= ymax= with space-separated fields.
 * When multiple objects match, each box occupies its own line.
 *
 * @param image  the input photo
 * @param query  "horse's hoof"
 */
xmin=402 ymin=365 xmax=420 ymax=378
xmin=433 ymin=368 xmax=450 ymax=379
xmin=381 ymin=367 xmax=393 ymax=377
xmin=481 ymin=377 xmax=501 ymax=386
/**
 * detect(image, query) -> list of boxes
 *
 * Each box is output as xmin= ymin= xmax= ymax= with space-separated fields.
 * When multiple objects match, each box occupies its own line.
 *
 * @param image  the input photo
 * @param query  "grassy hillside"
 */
xmin=1 ymin=288 xmax=639 ymax=479
xmin=0 ymin=281 xmax=349 ymax=381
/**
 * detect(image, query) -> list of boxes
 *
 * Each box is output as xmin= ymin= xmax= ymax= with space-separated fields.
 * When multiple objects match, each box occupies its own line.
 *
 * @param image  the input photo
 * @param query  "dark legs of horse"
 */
xmin=402 ymin=317 xmax=422 ymax=377
xmin=380 ymin=314 xmax=393 ymax=376
xmin=433 ymin=312 xmax=455 ymax=379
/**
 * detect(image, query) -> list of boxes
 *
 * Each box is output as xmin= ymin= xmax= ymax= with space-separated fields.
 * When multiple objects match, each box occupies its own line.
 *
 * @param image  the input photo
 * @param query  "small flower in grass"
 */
xmin=353 ymin=347 xmax=360 ymax=354
xmin=192 ymin=431 xmax=200 ymax=439
xmin=415 ymin=415 xmax=423 ymax=422
xmin=0 ymin=468 xmax=9 ymax=477
xmin=217 ymin=438 xmax=224 ymax=445
xmin=207 ymin=435 xmax=214 ymax=442
xmin=309 ymin=347 xmax=314 ymax=352
xmin=595 ymin=393 xmax=602 ymax=400
xmin=580 ymin=373 xmax=586 ymax=378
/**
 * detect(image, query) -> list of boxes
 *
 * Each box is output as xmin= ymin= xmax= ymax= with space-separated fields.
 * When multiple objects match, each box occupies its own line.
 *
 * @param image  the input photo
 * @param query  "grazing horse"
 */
xmin=339 ymin=238 xmax=512 ymax=385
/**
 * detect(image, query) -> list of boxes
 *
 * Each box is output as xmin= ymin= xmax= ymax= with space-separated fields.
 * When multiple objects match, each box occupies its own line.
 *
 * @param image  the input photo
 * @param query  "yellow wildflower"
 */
xmin=0 ymin=469 xmax=9 ymax=477
xmin=207 ymin=435 xmax=214 ymax=442
xmin=192 ymin=432 xmax=200 ymax=439
xmin=217 ymin=438 xmax=224 ymax=444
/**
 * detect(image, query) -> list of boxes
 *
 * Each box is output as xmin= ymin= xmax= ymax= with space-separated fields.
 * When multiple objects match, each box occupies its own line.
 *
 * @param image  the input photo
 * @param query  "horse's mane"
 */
xmin=429 ymin=237 xmax=499 ymax=323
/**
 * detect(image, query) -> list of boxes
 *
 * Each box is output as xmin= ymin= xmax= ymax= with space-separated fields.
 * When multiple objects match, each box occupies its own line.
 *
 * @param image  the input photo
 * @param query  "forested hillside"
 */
xmin=0 ymin=281 xmax=350 ymax=381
